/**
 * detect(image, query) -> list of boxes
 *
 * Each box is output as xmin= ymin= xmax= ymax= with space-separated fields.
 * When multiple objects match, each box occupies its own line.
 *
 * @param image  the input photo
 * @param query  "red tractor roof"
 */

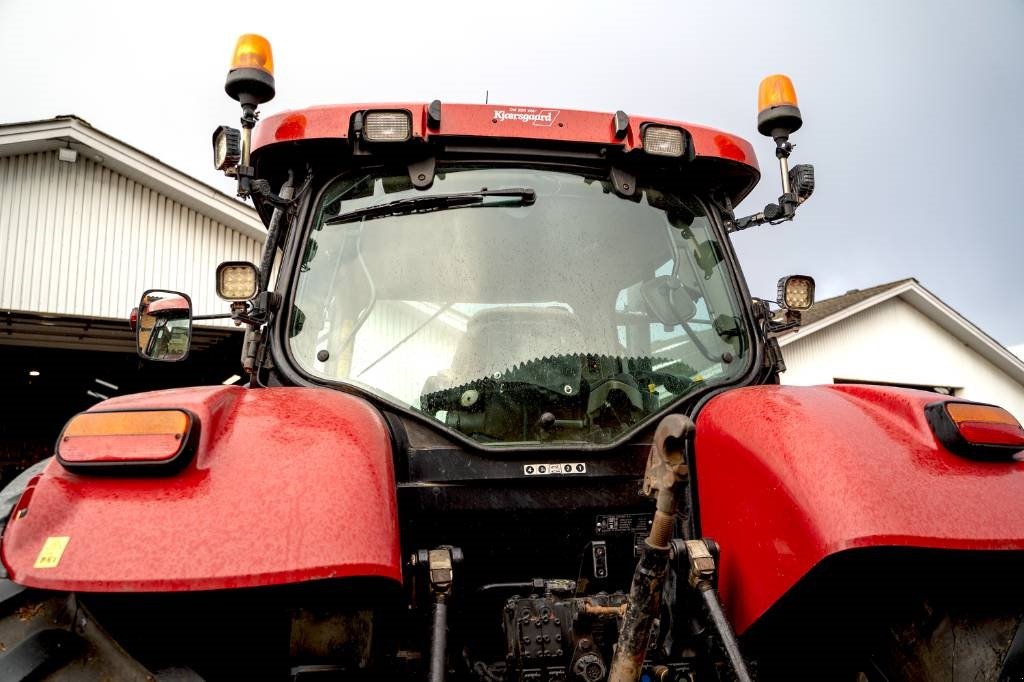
xmin=144 ymin=295 xmax=189 ymax=315
xmin=252 ymin=102 xmax=760 ymax=200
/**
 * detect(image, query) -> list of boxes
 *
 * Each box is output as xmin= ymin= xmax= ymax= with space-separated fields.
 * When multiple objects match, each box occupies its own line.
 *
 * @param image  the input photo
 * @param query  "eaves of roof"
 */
xmin=779 ymin=279 xmax=1024 ymax=387
xmin=0 ymin=116 xmax=265 ymax=242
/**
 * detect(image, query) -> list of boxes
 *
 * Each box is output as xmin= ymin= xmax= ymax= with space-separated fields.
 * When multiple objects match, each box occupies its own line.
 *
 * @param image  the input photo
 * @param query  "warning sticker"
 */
xmin=523 ymin=463 xmax=586 ymax=476
xmin=34 ymin=536 xmax=69 ymax=569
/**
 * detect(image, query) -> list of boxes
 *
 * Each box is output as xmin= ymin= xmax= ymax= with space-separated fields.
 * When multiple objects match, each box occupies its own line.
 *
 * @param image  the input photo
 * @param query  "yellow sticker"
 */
xmin=33 ymin=536 xmax=69 ymax=569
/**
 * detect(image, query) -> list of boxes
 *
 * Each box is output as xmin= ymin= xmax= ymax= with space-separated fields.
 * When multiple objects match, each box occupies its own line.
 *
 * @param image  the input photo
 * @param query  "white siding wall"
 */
xmin=780 ymin=297 xmax=1024 ymax=422
xmin=0 ymin=150 xmax=262 ymax=320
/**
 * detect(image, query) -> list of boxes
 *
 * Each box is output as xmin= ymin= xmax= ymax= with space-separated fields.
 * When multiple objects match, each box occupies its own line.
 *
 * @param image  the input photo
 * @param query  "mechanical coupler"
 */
xmin=609 ymin=414 xmax=694 ymax=682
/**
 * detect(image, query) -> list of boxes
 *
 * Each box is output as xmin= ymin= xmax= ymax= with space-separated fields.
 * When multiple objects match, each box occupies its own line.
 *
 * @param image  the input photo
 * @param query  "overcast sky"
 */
xmin=2 ymin=0 xmax=1022 ymax=345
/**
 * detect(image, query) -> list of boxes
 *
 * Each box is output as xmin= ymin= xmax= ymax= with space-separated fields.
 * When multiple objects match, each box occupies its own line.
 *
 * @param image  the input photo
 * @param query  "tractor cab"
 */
xmin=146 ymin=35 xmax=818 ymax=453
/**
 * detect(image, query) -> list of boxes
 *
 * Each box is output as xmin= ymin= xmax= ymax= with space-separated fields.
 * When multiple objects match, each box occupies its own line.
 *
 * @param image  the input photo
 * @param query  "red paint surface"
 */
xmin=695 ymin=384 xmax=1024 ymax=634
xmin=2 ymin=386 xmax=401 ymax=592
xmin=251 ymin=102 xmax=759 ymax=173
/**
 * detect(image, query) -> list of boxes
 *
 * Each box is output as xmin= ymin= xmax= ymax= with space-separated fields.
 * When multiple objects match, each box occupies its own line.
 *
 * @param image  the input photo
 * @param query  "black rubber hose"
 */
xmin=700 ymin=587 xmax=753 ymax=682
xmin=430 ymin=598 xmax=448 ymax=682
xmin=258 ymin=170 xmax=294 ymax=292
xmin=477 ymin=582 xmax=536 ymax=594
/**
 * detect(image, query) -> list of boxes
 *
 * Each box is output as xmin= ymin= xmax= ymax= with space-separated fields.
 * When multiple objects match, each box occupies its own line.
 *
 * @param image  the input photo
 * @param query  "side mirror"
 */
xmin=136 ymin=290 xmax=193 ymax=362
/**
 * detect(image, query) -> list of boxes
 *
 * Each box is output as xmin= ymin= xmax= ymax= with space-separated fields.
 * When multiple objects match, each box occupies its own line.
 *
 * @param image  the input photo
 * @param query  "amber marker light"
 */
xmin=945 ymin=403 xmax=1024 ymax=447
xmin=230 ymin=34 xmax=274 ymax=75
xmin=926 ymin=401 xmax=1024 ymax=460
xmin=57 ymin=409 xmax=199 ymax=473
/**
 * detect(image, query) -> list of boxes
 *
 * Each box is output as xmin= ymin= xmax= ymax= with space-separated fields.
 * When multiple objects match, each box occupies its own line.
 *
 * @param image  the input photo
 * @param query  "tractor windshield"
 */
xmin=289 ymin=167 xmax=749 ymax=446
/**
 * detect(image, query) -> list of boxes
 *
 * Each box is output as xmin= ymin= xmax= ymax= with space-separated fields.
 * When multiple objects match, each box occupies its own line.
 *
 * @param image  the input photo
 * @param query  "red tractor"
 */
xmin=0 ymin=34 xmax=1022 ymax=681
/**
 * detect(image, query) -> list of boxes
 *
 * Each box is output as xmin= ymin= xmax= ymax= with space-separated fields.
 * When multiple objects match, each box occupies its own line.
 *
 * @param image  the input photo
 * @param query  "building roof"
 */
xmin=781 ymin=278 xmax=1024 ymax=387
xmin=0 ymin=116 xmax=264 ymax=242
xmin=798 ymin=278 xmax=915 ymax=326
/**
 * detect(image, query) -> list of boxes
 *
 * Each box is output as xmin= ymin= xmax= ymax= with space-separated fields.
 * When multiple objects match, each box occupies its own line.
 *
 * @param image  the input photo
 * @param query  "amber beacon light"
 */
xmin=728 ymin=74 xmax=814 ymax=232
xmin=757 ymin=74 xmax=802 ymax=138
xmin=222 ymin=34 xmax=276 ymax=198
xmin=225 ymin=34 xmax=276 ymax=105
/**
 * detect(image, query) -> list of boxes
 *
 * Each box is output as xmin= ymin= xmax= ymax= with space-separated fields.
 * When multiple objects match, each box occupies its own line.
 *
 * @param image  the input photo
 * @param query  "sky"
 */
xmin=1 ymin=0 xmax=1022 ymax=345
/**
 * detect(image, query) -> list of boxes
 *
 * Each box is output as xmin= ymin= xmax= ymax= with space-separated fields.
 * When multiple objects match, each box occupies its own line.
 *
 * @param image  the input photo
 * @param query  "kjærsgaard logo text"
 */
xmin=493 ymin=108 xmax=560 ymax=127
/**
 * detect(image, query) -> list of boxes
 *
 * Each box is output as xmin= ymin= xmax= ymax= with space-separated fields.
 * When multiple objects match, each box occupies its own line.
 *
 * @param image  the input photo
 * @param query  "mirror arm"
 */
xmin=765 ymin=311 xmax=802 ymax=334
xmin=223 ymin=291 xmax=281 ymax=328
xmin=192 ymin=313 xmax=234 ymax=321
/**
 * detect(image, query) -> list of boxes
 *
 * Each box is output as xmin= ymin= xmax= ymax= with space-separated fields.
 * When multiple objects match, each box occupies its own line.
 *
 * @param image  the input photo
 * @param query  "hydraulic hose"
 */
xmin=430 ymin=597 xmax=448 ymax=682
xmin=700 ymin=586 xmax=753 ymax=682
xmin=258 ymin=170 xmax=295 ymax=292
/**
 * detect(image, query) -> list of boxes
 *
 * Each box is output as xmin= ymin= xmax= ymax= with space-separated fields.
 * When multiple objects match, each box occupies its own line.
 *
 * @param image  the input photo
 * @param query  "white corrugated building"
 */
xmin=0 ymin=116 xmax=264 ymax=480
xmin=779 ymin=279 xmax=1024 ymax=422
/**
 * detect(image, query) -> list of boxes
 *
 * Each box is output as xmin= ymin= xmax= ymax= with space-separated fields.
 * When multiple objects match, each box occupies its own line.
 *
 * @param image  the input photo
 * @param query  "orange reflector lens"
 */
xmin=945 ymin=403 xmax=1024 ymax=447
xmin=230 ymin=34 xmax=274 ymax=75
xmin=758 ymin=74 xmax=798 ymax=112
xmin=58 ymin=410 xmax=193 ymax=466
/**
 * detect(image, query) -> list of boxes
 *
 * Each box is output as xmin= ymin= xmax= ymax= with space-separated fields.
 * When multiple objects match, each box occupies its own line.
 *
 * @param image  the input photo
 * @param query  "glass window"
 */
xmin=289 ymin=168 xmax=748 ymax=446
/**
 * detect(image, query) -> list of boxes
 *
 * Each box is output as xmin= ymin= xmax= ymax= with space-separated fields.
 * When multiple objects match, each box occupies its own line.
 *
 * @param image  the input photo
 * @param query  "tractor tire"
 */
xmin=855 ymin=599 xmax=1024 ymax=682
xmin=0 ymin=580 xmax=180 ymax=681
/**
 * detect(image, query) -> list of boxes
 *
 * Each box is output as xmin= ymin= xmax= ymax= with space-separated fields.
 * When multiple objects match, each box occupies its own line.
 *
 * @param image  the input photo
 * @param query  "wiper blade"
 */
xmin=324 ymin=187 xmax=536 ymax=226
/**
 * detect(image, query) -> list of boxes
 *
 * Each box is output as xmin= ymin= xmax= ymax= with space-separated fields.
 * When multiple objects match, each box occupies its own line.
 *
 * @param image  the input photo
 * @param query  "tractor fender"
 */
xmin=694 ymin=383 xmax=1024 ymax=634
xmin=1 ymin=386 xmax=402 ymax=592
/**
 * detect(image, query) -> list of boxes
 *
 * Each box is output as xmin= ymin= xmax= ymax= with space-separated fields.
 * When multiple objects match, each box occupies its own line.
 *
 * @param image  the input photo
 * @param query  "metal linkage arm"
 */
xmin=677 ymin=539 xmax=753 ymax=682
xmin=413 ymin=546 xmax=463 ymax=682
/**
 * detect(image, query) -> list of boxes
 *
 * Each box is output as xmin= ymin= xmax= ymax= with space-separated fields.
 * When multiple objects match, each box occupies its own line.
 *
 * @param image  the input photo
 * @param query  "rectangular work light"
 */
xmin=777 ymin=275 xmax=815 ymax=310
xmin=642 ymin=125 xmax=685 ymax=157
xmin=364 ymin=111 xmax=412 ymax=142
xmin=216 ymin=261 xmax=259 ymax=301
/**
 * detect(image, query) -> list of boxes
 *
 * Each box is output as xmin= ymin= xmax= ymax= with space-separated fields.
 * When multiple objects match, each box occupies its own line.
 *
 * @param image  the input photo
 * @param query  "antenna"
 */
xmin=485 ymin=89 xmax=489 ymax=104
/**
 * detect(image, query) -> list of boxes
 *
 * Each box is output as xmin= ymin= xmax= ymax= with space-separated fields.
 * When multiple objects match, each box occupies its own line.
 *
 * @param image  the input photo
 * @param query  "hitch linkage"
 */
xmin=413 ymin=546 xmax=464 ymax=682
xmin=671 ymin=539 xmax=753 ymax=682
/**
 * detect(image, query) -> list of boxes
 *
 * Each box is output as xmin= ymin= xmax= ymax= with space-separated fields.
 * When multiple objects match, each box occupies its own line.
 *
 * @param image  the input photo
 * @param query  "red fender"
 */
xmin=695 ymin=384 xmax=1024 ymax=634
xmin=1 ymin=386 xmax=401 ymax=592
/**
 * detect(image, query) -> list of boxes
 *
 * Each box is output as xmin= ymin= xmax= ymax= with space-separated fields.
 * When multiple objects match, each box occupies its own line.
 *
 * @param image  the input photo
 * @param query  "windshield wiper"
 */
xmin=324 ymin=187 xmax=536 ymax=226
